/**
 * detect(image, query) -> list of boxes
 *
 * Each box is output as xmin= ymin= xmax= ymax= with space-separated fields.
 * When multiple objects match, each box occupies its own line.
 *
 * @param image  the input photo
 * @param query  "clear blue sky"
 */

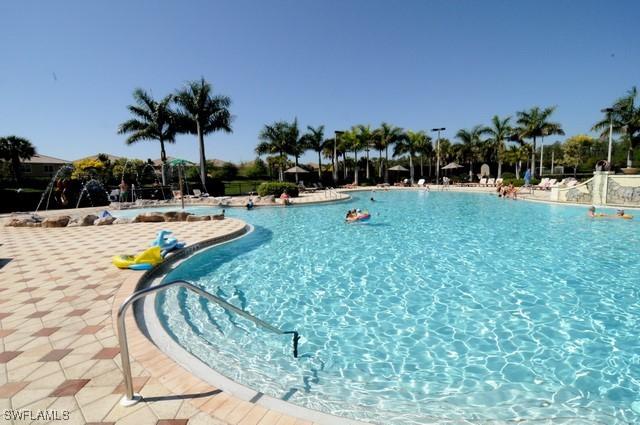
xmin=1 ymin=0 xmax=638 ymax=163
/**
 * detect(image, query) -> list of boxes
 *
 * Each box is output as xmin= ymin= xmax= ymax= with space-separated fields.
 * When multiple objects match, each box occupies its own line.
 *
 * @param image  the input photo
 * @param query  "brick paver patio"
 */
xmin=0 ymin=218 xmax=316 ymax=425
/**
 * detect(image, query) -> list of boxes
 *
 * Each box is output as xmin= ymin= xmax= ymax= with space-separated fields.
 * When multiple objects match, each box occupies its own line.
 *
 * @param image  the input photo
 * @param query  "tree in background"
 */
xmin=118 ymin=89 xmax=177 ymax=185
xmin=395 ymin=130 xmax=426 ymax=184
xmin=561 ymin=134 xmax=595 ymax=177
xmin=0 ymin=136 xmax=36 ymax=183
xmin=455 ymin=125 xmax=485 ymax=181
xmin=175 ymin=78 xmax=233 ymax=190
xmin=592 ymin=86 xmax=640 ymax=168
xmin=355 ymin=124 xmax=374 ymax=180
xmin=481 ymin=115 xmax=512 ymax=178
xmin=300 ymin=125 xmax=326 ymax=179
xmin=244 ymin=157 xmax=269 ymax=179
xmin=256 ymin=121 xmax=293 ymax=181
xmin=516 ymin=106 xmax=564 ymax=178
xmin=373 ymin=123 xmax=404 ymax=183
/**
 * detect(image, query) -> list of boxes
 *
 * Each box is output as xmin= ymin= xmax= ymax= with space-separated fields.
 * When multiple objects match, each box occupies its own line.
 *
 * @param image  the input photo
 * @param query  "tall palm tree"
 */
xmin=373 ymin=123 xmax=403 ymax=183
xmin=343 ymin=127 xmax=368 ymax=185
xmin=256 ymin=121 xmax=292 ymax=182
xmin=456 ymin=126 xmax=485 ymax=181
xmin=516 ymin=106 xmax=564 ymax=178
xmin=592 ymin=86 xmax=640 ymax=168
xmin=395 ymin=130 xmax=426 ymax=184
xmin=175 ymin=78 xmax=233 ymax=190
xmin=286 ymin=119 xmax=307 ymax=183
xmin=410 ymin=131 xmax=433 ymax=178
xmin=481 ymin=115 xmax=512 ymax=179
xmin=118 ymin=89 xmax=176 ymax=185
xmin=301 ymin=125 xmax=326 ymax=179
xmin=355 ymin=124 xmax=374 ymax=180
xmin=0 ymin=136 xmax=36 ymax=183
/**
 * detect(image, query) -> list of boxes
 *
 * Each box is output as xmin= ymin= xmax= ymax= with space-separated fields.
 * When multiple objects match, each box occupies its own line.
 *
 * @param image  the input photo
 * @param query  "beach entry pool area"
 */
xmin=124 ymin=192 xmax=639 ymax=424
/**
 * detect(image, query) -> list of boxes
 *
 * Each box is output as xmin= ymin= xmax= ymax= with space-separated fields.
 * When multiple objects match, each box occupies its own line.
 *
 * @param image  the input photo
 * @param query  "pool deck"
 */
xmin=0 ymin=219 xmax=325 ymax=425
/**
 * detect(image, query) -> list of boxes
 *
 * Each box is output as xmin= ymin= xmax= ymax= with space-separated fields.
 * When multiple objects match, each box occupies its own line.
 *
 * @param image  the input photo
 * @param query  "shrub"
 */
xmin=257 ymin=182 xmax=299 ymax=197
xmin=501 ymin=178 xmax=540 ymax=187
xmin=500 ymin=172 xmax=516 ymax=179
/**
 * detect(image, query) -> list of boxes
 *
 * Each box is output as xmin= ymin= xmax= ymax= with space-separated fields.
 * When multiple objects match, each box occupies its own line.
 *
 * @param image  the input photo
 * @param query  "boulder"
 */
xmin=113 ymin=217 xmax=132 ymax=225
xmin=163 ymin=211 xmax=193 ymax=222
xmin=5 ymin=217 xmax=42 ymax=227
xmin=80 ymin=214 xmax=98 ymax=226
xmin=186 ymin=215 xmax=211 ymax=222
xmin=211 ymin=214 xmax=225 ymax=221
xmin=41 ymin=215 xmax=71 ymax=228
xmin=132 ymin=213 xmax=166 ymax=223
xmin=94 ymin=216 xmax=116 ymax=225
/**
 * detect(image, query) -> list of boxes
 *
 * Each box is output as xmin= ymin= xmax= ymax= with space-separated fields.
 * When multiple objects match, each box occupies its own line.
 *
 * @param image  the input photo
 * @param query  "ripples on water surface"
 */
xmin=153 ymin=191 xmax=640 ymax=424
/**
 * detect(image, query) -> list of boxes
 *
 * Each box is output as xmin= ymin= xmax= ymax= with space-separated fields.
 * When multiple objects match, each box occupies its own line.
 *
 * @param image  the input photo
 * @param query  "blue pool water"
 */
xmin=143 ymin=192 xmax=638 ymax=424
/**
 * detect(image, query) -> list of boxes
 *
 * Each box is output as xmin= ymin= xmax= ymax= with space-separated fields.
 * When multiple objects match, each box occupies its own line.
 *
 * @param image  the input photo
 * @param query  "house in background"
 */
xmin=19 ymin=154 xmax=70 ymax=178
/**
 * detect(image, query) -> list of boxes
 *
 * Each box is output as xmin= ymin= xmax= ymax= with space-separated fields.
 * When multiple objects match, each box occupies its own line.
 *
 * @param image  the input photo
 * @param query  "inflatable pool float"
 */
xmin=112 ymin=246 xmax=163 ymax=270
xmin=346 ymin=211 xmax=371 ymax=223
xmin=152 ymin=230 xmax=186 ymax=257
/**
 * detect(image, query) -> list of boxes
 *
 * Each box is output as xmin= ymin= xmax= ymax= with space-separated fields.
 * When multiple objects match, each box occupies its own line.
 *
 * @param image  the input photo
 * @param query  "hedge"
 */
xmin=257 ymin=182 xmax=299 ymax=197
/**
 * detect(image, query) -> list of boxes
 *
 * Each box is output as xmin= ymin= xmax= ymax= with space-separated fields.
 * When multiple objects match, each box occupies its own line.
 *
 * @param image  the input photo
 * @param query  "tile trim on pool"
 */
xmin=113 ymin=220 xmax=371 ymax=425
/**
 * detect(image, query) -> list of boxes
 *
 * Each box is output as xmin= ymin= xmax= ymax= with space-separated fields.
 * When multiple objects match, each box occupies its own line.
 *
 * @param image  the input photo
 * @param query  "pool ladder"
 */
xmin=116 ymin=279 xmax=300 ymax=406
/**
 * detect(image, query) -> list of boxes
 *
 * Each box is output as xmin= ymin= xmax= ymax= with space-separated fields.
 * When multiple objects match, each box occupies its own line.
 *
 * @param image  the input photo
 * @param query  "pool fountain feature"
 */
xmin=34 ymin=164 xmax=74 ymax=213
xmin=75 ymin=178 xmax=108 ymax=208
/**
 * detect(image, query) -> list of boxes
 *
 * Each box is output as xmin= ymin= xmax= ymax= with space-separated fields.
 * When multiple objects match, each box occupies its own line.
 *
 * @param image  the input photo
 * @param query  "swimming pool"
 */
xmin=148 ymin=192 xmax=638 ymax=424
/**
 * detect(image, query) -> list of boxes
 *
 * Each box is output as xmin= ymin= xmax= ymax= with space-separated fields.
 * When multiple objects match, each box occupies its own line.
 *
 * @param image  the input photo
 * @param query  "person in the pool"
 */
xmin=587 ymin=206 xmax=608 ymax=218
xmin=370 ymin=197 xmax=375 ymax=202
xmin=246 ymin=199 xmax=254 ymax=210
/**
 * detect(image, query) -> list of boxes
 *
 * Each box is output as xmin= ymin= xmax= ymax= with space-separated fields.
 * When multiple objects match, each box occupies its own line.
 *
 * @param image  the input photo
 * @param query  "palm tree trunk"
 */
xmin=160 ymin=138 xmax=167 ymax=186
xmin=420 ymin=155 xmax=424 ymax=177
xmin=295 ymin=156 xmax=299 ymax=183
xmin=428 ymin=157 xmax=432 ymax=177
xmin=279 ymin=151 xmax=284 ymax=182
xmin=317 ymin=151 xmax=322 ymax=179
xmin=409 ymin=155 xmax=414 ymax=184
xmin=497 ymin=161 xmax=502 ymax=179
xmin=343 ymin=153 xmax=348 ymax=179
xmin=354 ymin=150 xmax=359 ymax=185
xmin=11 ymin=156 xmax=21 ymax=183
xmin=516 ymin=161 xmax=521 ymax=180
xmin=197 ymin=121 xmax=207 ymax=190
xmin=384 ymin=146 xmax=389 ymax=183
xmin=531 ymin=136 xmax=536 ymax=178
xmin=378 ymin=150 xmax=383 ymax=178
xmin=365 ymin=147 xmax=370 ymax=180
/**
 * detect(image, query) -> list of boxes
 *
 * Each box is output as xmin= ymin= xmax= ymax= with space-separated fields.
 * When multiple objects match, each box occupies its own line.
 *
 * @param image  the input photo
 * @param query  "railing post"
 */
xmin=117 ymin=297 xmax=142 ymax=406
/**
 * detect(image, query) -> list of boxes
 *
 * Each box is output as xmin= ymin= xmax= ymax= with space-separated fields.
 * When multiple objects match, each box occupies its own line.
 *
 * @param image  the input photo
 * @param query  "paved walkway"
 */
xmin=0 ymin=219 xmax=315 ymax=425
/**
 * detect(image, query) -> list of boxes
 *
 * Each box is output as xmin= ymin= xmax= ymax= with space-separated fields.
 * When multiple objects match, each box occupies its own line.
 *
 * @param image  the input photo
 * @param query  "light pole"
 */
xmin=431 ymin=128 xmax=445 ymax=184
xmin=333 ymin=130 xmax=344 ymax=183
xmin=601 ymin=108 xmax=614 ymax=166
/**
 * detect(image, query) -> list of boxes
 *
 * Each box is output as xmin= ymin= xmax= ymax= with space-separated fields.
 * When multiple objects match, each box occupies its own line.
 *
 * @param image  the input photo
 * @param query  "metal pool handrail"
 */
xmin=116 ymin=279 xmax=300 ymax=406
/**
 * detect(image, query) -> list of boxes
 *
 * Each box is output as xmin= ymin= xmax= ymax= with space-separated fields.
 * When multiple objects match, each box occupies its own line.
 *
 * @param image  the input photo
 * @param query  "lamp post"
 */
xmin=601 ymin=108 xmax=614 ymax=166
xmin=333 ymin=130 xmax=344 ymax=183
xmin=431 ymin=128 xmax=445 ymax=184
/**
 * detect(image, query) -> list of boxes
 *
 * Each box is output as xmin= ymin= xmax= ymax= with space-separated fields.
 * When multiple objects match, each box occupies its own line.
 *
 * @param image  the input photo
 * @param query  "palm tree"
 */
xmin=256 ymin=121 xmax=292 ymax=181
xmin=592 ymin=86 xmax=640 ymax=168
xmin=175 ymin=78 xmax=233 ymax=190
xmin=301 ymin=125 xmax=326 ymax=179
xmin=373 ymin=123 xmax=404 ymax=183
xmin=395 ymin=130 xmax=426 ymax=184
xmin=455 ymin=125 xmax=485 ymax=181
xmin=0 ymin=136 xmax=36 ymax=183
xmin=481 ymin=115 xmax=512 ymax=179
xmin=118 ymin=89 xmax=177 ymax=185
xmin=286 ymin=119 xmax=307 ymax=183
xmin=516 ymin=106 xmax=564 ymax=178
xmin=410 ymin=131 xmax=433 ymax=178
xmin=355 ymin=124 xmax=374 ymax=180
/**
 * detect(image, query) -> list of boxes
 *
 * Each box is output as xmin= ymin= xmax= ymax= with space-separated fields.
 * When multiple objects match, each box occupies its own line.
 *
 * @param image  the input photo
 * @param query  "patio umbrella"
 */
xmin=388 ymin=165 xmax=409 ymax=183
xmin=285 ymin=166 xmax=309 ymax=183
xmin=441 ymin=162 xmax=463 ymax=170
xmin=168 ymin=158 xmax=191 ymax=209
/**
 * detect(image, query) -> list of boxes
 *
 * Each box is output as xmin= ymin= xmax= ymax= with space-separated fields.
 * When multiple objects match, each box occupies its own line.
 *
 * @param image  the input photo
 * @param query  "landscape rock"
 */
xmin=41 ymin=215 xmax=71 ymax=228
xmin=132 ymin=213 xmax=166 ymax=223
xmin=94 ymin=216 xmax=116 ymax=225
xmin=211 ymin=214 xmax=225 ymax=221
xmin=186 ymin=215 xmax=211 ymax=222
xmin=113 ymin=217 xmax=132 ymax=225
xmin=163 ymin=211 xmax=193 ymax=222
xmin=5 ymin=216 xmax=42 ymax=227
xmin=80 ymin=214 xmax=98 ymax=226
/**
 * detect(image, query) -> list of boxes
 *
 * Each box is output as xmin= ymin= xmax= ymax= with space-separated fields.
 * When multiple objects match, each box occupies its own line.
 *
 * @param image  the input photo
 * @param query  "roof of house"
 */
xmin=22 ymin=154 xmax=70 ymax=164
xmin=75 ymin=154 xmax=124 ymax=162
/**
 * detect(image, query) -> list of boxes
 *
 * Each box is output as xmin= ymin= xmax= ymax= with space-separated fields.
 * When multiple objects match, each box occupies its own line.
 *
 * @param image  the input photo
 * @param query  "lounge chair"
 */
xmin=475 ymin=178 xmax=487 ymax=187
xmin=532 ymin=178 xmax=550 ymax=191
xmin=298 ymin=182 xmax=316 ymax=193
xmin=495 ymin=178 xmax=503 ymax=186
xmin=109 ymin=189 xmax=120 ymax=202
xmin=485 ymin=178 xmax=495 ymax=187
xmin=416 ymin=178 xmax=425 ymax=187
xmin=191 ymin=189 xmax=202 ymax=198
xmin=172 ymin=190 xmax=182 ymax=200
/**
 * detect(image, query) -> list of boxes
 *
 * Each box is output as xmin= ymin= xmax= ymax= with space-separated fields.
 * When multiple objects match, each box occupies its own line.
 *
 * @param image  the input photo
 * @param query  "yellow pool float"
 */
xmin=112 ymin=246 xmax=163 ymax=270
